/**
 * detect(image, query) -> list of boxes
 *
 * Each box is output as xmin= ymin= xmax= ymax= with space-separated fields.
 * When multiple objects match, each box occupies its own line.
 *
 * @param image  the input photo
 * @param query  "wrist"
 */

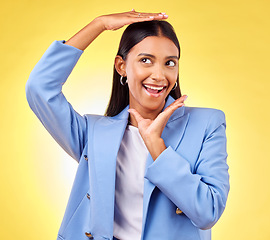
xmin=145 ymin=137 xmax=166 ymax=161
xmin=94 ymin=15 xmax=108 ymax=31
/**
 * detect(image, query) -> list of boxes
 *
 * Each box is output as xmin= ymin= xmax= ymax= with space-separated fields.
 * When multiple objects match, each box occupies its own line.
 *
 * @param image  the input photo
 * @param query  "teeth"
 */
xmin=144 ymin=84 xmax=164 ymax=90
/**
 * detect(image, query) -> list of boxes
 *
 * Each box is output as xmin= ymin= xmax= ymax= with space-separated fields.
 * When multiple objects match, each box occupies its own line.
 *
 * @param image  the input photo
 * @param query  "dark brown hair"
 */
xmin=105 ymin=20 xmax=181 ymax=117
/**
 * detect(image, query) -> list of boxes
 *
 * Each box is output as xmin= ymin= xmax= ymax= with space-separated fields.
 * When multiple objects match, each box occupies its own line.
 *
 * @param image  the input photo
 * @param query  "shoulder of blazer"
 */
xmin=184 ymin=106 xmax=226 ymax=134
xmin=184 ymin=106 xmax=225 ymax=117
xmin=84 ymin=105 xmax=130 ymax=124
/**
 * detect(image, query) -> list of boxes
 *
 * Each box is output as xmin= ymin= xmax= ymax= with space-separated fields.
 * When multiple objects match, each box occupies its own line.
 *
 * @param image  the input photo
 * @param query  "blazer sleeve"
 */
xmin=144 ymin=110 xmax=230 ymax=230
xmin=25 ymin=41 xmax=87 ymax=162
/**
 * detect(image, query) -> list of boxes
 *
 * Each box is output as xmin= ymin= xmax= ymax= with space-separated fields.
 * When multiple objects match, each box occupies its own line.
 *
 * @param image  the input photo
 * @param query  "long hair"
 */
xmin=105 ymin=20 xmax=181 ymax=117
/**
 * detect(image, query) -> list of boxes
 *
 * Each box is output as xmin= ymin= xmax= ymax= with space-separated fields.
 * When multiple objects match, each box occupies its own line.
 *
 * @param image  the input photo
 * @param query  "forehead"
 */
xmin=127 ymin=36 xmax=179 ymax=58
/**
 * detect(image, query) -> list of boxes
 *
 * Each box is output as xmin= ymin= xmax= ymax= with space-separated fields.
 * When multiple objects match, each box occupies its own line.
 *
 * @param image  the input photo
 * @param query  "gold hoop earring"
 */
xmin=172 ymin=81 xmax=177 ymax=91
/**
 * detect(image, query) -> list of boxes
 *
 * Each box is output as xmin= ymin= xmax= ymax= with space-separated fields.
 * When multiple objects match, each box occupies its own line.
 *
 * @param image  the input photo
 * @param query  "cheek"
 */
xmin=126 ymin=63 xmax=151 ymax=82
xmin=168 ymin=71 xmax=178 ymax=84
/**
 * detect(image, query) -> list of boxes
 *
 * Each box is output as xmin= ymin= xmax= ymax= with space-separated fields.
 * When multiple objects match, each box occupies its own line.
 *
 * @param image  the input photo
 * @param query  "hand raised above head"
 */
xmin=98 ymin=9 xmax=168 ymax=31
xmin=65 ymin=10 xmax=167 ymax=51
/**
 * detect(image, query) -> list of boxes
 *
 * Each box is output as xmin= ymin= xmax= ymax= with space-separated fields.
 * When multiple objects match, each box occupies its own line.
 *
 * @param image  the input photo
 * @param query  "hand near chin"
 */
xmin=128 ymin=95 xmax=187 ymax=160
xmin=98 ymin=9 xmax=168 ymax=31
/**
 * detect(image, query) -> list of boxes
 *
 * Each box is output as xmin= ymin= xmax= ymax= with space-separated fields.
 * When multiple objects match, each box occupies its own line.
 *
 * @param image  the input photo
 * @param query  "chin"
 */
xmin=141 ymin=98 xmax=166 ymax=112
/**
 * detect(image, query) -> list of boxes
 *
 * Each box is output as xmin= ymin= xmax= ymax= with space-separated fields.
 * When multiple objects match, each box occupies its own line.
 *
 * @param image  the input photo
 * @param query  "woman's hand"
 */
xmin=65 ymin=10 xmax=168 ymax=51
xmin=128 ymin=95 xmax=187 ymax=160
xmin=98 ymin=9 xmax=168 ymax=31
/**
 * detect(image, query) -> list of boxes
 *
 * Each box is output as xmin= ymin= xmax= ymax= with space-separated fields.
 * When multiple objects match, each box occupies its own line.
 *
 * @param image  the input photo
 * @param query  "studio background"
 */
xmin=0 ymin=0 xmax=269 ymax=239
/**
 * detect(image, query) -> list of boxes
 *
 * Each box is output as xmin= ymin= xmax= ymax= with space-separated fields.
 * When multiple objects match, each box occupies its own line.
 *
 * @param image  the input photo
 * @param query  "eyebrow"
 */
xmin=138 ymin=53 xmax=179 ymax=60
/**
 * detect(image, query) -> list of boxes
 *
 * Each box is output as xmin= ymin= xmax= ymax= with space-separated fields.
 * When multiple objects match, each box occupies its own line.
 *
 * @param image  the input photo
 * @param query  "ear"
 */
xmin=114 ymin=55 xmax=126 ymax=77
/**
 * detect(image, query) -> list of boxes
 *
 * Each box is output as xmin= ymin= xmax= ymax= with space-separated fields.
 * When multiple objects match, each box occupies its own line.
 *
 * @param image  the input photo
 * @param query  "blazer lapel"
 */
xmin=90 ymin=106 xmax=129 ymax=237
xmin=141 ymin=96 xmax=190 ymax=236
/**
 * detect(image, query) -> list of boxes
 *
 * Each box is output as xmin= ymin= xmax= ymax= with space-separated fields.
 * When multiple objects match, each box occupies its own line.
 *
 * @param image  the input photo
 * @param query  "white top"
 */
xmin=113 ymin=125 xmax=149 ymax=240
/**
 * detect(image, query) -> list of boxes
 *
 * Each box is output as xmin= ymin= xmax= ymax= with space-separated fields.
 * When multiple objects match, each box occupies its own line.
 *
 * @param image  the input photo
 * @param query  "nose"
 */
xmin=151 ymin=64 xmax=166 ymax=82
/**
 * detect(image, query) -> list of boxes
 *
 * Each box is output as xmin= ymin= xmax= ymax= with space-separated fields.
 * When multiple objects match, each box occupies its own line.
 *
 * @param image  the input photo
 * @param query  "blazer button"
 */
xmin=87 ymin=193 xmax=90 ymax=200
xmin=84 ymin=155 xmax=88 ymax=161
xmin=85 ymin=232 xmax=94 ymax=239
xmin=176 ymin=207 xmax=183 ymax=215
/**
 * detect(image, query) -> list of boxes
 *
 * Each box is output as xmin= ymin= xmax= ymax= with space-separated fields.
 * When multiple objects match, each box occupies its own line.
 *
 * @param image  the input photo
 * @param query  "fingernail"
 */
xmin=149 ymin=16 xmax=154 ymax=19
xmin=184 ymin=95 xmax=188 ymax=100
xmin=161 ymin=12 xmax=166 ymax=15
xmin=164 ymin=15 xmax=168 ymax=18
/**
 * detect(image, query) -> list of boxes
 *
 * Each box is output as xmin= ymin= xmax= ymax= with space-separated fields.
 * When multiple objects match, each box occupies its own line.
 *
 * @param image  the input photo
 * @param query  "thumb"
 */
xmin=128 ymin=109 xmax=144 ymax=123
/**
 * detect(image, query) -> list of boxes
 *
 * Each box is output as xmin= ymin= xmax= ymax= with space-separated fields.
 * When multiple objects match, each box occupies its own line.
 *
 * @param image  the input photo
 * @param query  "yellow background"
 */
xmin=1 ymin=0 xmax=269 ymax=239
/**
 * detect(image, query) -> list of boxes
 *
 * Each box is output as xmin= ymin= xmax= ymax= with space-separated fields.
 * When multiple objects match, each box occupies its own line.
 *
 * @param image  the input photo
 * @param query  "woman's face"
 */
xmin=124 ymin=36 xmax=179 ymax=115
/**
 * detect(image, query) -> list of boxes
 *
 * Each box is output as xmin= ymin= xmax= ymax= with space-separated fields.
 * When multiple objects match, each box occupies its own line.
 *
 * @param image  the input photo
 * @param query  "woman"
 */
xmin=26 ymin=10 xmax=229 ymax=240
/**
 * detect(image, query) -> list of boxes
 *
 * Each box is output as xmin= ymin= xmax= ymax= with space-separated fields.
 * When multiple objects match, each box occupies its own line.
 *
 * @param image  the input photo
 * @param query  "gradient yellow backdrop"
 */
xmin=1 ymin=0 xmax=269 ymax=239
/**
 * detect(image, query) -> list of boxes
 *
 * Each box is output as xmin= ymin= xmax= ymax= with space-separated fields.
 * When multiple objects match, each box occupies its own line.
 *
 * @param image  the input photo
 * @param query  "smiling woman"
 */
xmin=25 ymin=9 xmax=229 ymax=240
xmin=116 ymin=36 xmax=179 ymax=120
xmin=107 ymin=19 xmax=182 ymax=118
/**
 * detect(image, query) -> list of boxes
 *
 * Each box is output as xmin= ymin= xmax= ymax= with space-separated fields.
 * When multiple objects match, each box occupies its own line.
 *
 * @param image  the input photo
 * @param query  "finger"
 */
xmin=172 ymin=95 xmax=187 ymax=108
xmin=170 ymin=99 xmax=185 ymax=111
xmin=146 ymin=12 xmax=168 ymax=19
xmin=164 ymin=103 xmax=184 ymax=117
xmin=163 ymin=95 xmax=187 ymax=115
xmin=178 ymin=94 xmax=188 ymax=103
xmin=128 ymin=109 xmax=144 ymax=123
xmin=157 ymin=104 xmax=183 ymax=126
xmin=129 ymin=10 xmax=164 ymax=16
xmin=168 ymin=95 xmax=188 ymax=109
xmin=129 ymin=11 xmax=168 ymax=20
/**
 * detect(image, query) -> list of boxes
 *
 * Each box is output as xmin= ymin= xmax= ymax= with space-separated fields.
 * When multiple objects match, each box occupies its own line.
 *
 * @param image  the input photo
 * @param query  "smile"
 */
xmin=143 ymin=84 xmax=167 ymax=97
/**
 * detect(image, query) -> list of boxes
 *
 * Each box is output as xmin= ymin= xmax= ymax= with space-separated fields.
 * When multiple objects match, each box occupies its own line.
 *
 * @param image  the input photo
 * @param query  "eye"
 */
xmin=141 ymin=58 xmax=152 ymax=64
xmin=166 ymin=60 xmax=176 ymax=67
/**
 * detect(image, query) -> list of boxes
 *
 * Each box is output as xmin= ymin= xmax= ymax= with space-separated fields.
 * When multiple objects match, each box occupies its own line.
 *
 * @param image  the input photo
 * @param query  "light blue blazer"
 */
xmin=26 ymin=41 xmax=230 ymax=240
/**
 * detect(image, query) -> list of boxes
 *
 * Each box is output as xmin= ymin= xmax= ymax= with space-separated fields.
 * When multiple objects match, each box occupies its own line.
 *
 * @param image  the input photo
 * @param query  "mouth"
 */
xmin=143 ymin=84 xmax=167 ymax=97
